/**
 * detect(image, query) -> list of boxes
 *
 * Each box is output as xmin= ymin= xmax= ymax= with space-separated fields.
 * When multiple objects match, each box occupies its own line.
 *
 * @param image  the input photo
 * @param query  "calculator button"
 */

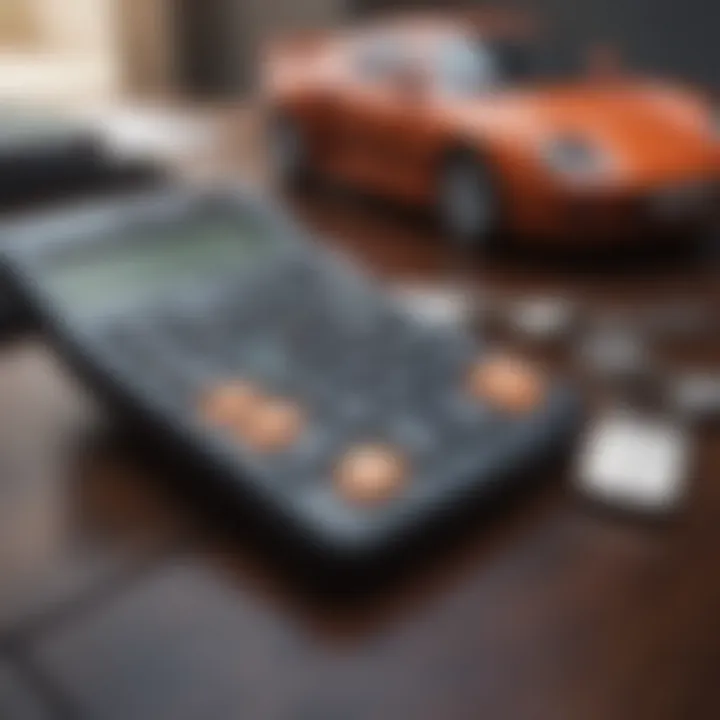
xmin=201 ymin=381 xmax=262 ymax=427
xmin=466 ymin=354 xmax=545 ymax=413
xmin=240 ymin=398 xmax=306 ymax=452
xmin=335 ymin=444 xmax=408 ymax=504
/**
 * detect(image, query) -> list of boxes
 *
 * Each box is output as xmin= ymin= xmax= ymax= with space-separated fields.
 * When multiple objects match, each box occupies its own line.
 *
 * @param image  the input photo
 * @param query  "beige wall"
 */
xmin=0 ymin=0 xmax=119 ymax=54
xmin=0 ymin=0 xmax=122 ymax=103
xmin=34 ymin=0 xmax=119 ymax=54
xmin=0 ymin=1 xmax=41 ymax=47
xmin=0 ymin=0 xmax=349 ymax=99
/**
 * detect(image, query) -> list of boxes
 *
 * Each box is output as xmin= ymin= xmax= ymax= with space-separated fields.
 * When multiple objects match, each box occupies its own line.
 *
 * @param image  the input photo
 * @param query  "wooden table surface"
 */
xmin=0 ymin=109 xmax=719 ymax=720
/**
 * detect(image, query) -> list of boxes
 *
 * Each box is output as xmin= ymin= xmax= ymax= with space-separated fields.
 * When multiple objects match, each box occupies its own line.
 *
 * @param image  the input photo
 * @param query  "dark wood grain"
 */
xmin=0 ymin=341 xmax=194 ymax=640
xmin=26 ymin=484 xmax=720 ymax=720
xmin=0 ymin=108 xmax=718 ymax=719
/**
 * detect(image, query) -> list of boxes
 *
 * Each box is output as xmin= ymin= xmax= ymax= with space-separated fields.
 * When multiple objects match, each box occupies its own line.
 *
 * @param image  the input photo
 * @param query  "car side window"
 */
xmin=353 ymin=34 xmax=412 ymax=85
xmin=436 ymin=38 xmax=498 ymax=97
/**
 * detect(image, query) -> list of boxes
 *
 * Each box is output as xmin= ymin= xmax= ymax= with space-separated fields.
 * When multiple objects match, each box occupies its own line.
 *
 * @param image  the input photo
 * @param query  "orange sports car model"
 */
xmin=263 ymin=13 xmax=720 ymax=248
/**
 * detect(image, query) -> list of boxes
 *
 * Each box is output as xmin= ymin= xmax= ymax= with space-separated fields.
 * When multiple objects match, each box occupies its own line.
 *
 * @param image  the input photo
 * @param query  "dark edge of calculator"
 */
xmin=0 ymin=125 xmax=165 ymax=209
xmin=0 ymin=185 xmax=583 ymax=589
xmin=0 ymin=131 xmax=166 ymax=335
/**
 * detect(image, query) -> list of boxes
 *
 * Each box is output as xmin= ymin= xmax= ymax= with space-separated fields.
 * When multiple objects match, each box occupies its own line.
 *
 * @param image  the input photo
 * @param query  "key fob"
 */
xmin=575 ymin=409 xmax=691 ymax=515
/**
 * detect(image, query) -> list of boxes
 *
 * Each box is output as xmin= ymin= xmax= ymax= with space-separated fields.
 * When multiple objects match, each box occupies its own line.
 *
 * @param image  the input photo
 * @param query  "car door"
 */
xmin=330 ymin=34 xmax=442 ymax=202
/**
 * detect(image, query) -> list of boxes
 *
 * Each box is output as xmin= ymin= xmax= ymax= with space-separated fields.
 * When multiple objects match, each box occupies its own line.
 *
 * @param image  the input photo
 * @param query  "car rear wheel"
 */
xmin=697 ymin=222 xmax=720 ymax=261
xmin=268 ymin=113 xmax=309 ymax=188
xmin=438 ymin=152 xmax=500 ymax=250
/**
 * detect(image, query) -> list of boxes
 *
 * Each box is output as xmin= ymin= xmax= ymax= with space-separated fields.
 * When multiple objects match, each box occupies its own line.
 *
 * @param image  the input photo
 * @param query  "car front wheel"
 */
xmin=438 ymin=152 xmax=500 ymax=250
xmin=267 ymin=113 xmax=309 ymax=189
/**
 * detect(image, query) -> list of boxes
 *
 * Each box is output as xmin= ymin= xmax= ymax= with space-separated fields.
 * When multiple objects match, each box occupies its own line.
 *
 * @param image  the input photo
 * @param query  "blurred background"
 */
xmin=0 ymin=0 xmax=717 ymax=105
xmin=3 ymin=0 xmax=717 ymax=190
xmin=0 ymin=3 xmax=718 ymax=720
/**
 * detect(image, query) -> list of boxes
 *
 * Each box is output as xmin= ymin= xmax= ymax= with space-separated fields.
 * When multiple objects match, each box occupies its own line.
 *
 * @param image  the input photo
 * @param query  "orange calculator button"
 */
xmin=335 ymin=444 xmax=407 ymax=504
xmin=467 ymin=354 xmax=545 ymax=413
xmin=201 ymin=381 xmax=262 ymax=428
xmin=241 ymin=398 xmax=306 ymax=452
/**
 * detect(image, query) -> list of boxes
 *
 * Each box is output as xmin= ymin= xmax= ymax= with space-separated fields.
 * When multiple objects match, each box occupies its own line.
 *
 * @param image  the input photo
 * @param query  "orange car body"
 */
xmin=264 ymin=14 xmax=720 ymax=243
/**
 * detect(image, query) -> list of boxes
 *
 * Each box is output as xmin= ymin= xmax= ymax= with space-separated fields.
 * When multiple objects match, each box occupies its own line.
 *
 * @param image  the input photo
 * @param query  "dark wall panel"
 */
xmin=355 ymin=0 xmax=720 ymax=89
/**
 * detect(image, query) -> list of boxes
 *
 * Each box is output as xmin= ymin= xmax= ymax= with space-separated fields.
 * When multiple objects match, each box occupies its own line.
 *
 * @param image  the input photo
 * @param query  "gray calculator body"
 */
xmin=0 ymin=187 xmax=580 ymax=569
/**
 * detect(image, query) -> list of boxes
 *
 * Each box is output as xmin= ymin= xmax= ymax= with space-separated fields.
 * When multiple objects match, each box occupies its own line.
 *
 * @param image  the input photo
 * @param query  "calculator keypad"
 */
xmin=96 ymin=256 xmax=543 ymax=505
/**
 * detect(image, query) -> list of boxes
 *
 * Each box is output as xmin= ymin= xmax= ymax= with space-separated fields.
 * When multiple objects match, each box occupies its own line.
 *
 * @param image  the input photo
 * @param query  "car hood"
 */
xmin=455 ymin=81 xmax=718 ymax=183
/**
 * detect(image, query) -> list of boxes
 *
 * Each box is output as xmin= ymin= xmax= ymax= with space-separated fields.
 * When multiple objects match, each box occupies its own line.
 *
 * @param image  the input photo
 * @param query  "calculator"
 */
xmin=0 ymin=107 xmax=163 ymax=329
xmin=0 ymin=187 xmax=580 ymax=569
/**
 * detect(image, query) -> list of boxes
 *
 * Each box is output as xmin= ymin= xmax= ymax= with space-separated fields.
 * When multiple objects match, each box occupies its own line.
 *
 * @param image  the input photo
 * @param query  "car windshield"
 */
xmin=437 ymin=37 xmax=577 ymax=96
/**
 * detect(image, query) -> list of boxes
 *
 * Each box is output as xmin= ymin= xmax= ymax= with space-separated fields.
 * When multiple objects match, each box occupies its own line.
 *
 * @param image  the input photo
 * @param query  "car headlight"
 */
xmin=541 ymin=135 xmax=610 ymax=179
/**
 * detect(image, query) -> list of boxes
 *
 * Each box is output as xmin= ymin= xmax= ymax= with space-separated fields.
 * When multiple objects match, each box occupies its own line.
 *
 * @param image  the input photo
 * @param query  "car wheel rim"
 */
xmin=443 ymin=162 xmax=492 ymax=242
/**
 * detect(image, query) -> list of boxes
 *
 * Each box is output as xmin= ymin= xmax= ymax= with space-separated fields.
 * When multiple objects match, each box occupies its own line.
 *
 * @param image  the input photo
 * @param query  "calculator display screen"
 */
xmin=43 ymin=210 xmax=281 ymax=311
